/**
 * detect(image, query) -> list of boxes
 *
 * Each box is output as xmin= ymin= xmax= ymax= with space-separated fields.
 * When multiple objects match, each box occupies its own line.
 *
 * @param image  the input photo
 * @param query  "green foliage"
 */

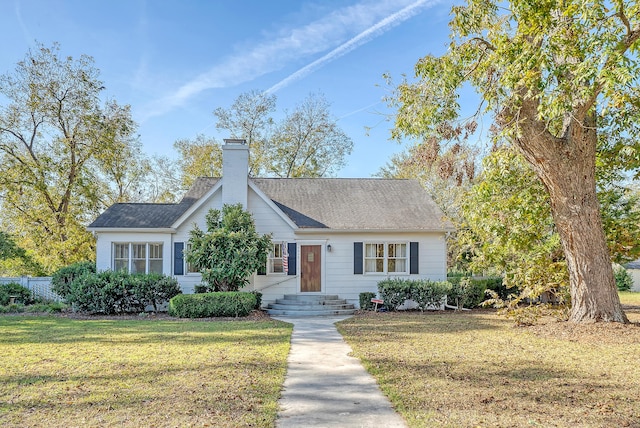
xmin=0 ymin=282 xmax=34 ymax=305
xmin=249 ymin=290 xmax=263 ymax=310
xmin=61 ymin=271 xmax=180 ymax=314
xmin=168 ymin=292 xmax=257 ymax=318
xmin=131 ymin=273 xmax=182 ymax=312
xmin=51 ymin=261 xmax=96 ymax=298
xmin=377 ymin=278 xmax=412 ymax=311
xmin=387 ymin=0 xmax=640 ymax=322
xmin=410 ymin=280 xmax=452 ymax=312
xmin=614 ymin=265 xmax=633 ymax=292
xmin=186 ymin=204 xmax=272 ymax=292
xmin=359 ymin=292 xmax=376 ymax=311
xmin=0 ymin=43 xmax=143 ymax=273
xmin=377 ymin=279 xmax=452 ymax=311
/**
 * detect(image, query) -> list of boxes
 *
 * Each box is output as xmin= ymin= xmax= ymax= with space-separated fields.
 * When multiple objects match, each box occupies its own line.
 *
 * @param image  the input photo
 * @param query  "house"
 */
xmin=88 ymin=139 xmax=454 ymax=308
xmin=623 ymin=260 xmax=640 ymax=292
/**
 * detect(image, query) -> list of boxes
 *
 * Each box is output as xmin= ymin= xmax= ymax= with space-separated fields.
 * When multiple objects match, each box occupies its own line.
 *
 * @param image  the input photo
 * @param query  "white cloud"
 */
xmin=141 ymin=0 xmax=436 ymax=121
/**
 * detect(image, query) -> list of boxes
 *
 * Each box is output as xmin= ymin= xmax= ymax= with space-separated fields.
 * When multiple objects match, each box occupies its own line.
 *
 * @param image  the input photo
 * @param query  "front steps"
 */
xmin=266 ymin=294 xmax=356 ymax=316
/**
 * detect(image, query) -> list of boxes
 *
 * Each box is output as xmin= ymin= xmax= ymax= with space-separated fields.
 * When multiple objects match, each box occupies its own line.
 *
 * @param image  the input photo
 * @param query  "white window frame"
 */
xmin=364 ymin=242 xmax=408 ymax=275
xmin=112 ymin=242 xmax=164 ymax=274
xmin=268 ymin=242 xmax=285 ymax=275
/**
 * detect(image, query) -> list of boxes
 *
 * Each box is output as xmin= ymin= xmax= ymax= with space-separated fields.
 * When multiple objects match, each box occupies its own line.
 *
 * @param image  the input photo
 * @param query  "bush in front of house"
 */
xmin=359 ymin=292 xmax=376 ymax=310
xmin=377 ymin=278 xmax=412 ymax=311
xmin=447 ymin=274 xmax=508 ymax=308
xmin=59 ymin=270 xmax=181 ymax=314
xmin=410 ymin=280 xmax=452 ymax=311
xmin=168 ymin=292 xmax=257 ymax=318
xmin=614 ymin=265 xmax=633 ymax=291
xmin=51 ymin=261 xmax=96 ymax=298
xmin=131 ymin=273 xmax=182 ymax=312
xmin=0 ymin=282 xmax=34 ymax=305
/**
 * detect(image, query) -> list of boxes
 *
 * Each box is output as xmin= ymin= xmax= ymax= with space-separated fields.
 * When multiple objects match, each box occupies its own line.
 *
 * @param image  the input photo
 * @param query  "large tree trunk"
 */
xmin=515 ymin=110 xmax=628 ymax=323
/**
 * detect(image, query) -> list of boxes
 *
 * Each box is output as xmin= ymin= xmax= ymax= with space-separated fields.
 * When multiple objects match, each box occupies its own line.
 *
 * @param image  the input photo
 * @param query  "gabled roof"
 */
xmin=88 ymin=177 xmax=453 ymax=232
xmin=252 ymin=178 xmax=452 ymax=231
xmin=88 ymin=178 xmax=219 ymax=229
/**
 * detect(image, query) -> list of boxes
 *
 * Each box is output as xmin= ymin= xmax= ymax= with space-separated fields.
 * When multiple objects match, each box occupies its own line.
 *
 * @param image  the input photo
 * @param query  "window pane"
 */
xmin=114 ymin=260 xmax=128 ymax=272
xmin=365 ymin=259 xmax=377 ymax=272
xmin=133 ymin=244 xmax=146 ymax=258
xmin=388 ymin=259 xmax=407 ymax=273
xmin=149 ymin=244 xmax=162 ymax=259
xmin=269 ymin=243 xmax=284 ymax=273
xmin=149 ymin=260 xmax=163 ymax=274
xmin=271 ymin=259 xmax=284 ymax=273
xmin=132 ymin=260 xmax=146 ymax=274
xmin=365 ymin=244 xmax=376 ymax=257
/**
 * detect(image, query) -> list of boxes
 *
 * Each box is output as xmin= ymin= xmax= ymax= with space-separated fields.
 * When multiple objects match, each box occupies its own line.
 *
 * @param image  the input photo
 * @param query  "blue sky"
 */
xmin=0 ymin=0 xmax=454 ymax=177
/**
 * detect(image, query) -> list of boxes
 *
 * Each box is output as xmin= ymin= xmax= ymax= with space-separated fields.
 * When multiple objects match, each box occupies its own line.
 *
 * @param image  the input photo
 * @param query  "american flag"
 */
xmin=282 ymin=242 xmax=288 ymax=274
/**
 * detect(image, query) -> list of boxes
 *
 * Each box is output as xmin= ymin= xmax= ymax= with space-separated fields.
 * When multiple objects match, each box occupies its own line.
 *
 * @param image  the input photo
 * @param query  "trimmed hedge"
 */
xmin=359 ymin=292 xmax=376 ymax=310
xmin=0 ymin=282 xmax=34 ymax=306
xmin=378 ymin=278 xmax=451 ymax=311
xmin=54 ymin=270 xmax=181 ymax=314
xmin=51 ymin=261 xmax=96 ymax=298
xmin=447 ymin=275 xmax=507 ymax=308
xmin=168 ymin=292 xmax=257 ymax=318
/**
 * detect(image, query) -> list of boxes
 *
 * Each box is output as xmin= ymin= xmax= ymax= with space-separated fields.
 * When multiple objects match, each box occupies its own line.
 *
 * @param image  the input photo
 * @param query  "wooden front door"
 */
xmin=300 ymin=245 xmax=321 ymax=292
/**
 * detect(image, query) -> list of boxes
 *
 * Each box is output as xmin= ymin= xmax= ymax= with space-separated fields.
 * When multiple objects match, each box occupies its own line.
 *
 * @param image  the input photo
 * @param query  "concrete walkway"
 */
xmin=273 ymin=316 xmax=407 ymax=428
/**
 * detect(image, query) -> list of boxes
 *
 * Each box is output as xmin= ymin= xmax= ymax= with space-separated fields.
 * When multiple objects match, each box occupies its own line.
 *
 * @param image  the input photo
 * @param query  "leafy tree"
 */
xmin=387 ymin=0 xmax=640 ymax=323
xmin=185 ymin=204 xmax=272 ymax=292
xmin=0 ymin=43 xmax=140 ymax=273
xmin=174 ymin=134 xmax=222 ymax=188
xmin=214 ymin=89 xmax=276 ymax=176
xmin=0 ymin=231 xmax=43 ymax=276
xmin=268 ymin=93 xmax=353 ymax=177
xmin=183 ymin=90 xmax=353 ymax=178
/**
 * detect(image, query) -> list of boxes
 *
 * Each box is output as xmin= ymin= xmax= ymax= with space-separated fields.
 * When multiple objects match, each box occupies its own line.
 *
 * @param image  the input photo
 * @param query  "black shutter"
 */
xmin=410 ymin=242 xmax=419 ymax=274
xmin=174 ymin=242 xmax=184 ymax=276
xmin=354 ymin=242 xmax=363 ymax=274
xmin=287 ymin=243 xmax=297 ymax=275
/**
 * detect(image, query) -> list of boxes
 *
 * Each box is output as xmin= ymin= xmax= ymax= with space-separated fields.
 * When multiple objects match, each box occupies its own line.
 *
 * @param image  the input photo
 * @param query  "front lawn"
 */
xmin=0 ymin=316 xmax=292 ymax=427
xmin=337 ymin=306 xmax=640 ymax=427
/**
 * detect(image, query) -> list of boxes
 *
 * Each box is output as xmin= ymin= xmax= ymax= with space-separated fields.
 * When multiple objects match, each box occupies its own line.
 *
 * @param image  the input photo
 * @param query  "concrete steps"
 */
xmin=266 ymin=294 xmax=356 ymax=317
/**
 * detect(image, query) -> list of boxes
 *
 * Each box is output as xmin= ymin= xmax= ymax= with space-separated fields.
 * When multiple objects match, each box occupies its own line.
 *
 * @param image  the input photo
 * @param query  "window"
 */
xmin=112 ymin=243 xmax=163 ymax=274
xmin=365 ymin=243 xmax=384 ymax=273
xmin=364 ymin=242 xmax=407 ymax=274
xmin=185 ymin=243 xmax=199 ymax=274
xmin=268 ymin=243 xmax=284 ymax=274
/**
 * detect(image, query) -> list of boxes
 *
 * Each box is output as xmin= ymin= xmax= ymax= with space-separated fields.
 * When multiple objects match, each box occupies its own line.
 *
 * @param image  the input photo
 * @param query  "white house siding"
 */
xmin=95 ymin=232 xmax=173 ymax=275
xmin=627 ymin=269 xmax=640 ymax=292
xmin=294 ymin=231 xmax=448 ymax=307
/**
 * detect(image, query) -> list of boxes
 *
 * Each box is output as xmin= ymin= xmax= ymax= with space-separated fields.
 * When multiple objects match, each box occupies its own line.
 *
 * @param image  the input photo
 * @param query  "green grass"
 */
xmin=0 ymin=316 xmax=292 ymax=427
xmin=338 ymin=309 xmax=640 ymax=428
xmin=619 ymin=290 xmax=640 ymax=306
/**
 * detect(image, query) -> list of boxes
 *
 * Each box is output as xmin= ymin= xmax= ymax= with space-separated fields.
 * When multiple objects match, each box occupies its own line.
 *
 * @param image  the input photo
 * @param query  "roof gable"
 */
xmin=88 ymin=177 xmax=453 ymax=232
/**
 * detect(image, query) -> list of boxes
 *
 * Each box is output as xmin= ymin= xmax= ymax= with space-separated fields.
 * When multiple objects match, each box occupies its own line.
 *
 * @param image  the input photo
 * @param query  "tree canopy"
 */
xmin=387 ymin=0 xmax=640 ymax=323
xmin=0 ymin=43 xmax=142 ymax=273
xmin=177 ymin=90 xmax=354 ymax=180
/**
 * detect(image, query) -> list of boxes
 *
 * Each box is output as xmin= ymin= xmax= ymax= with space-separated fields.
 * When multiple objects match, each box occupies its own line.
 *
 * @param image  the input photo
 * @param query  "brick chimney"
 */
xmin=222 ymin=139 xmax=249 ymax=207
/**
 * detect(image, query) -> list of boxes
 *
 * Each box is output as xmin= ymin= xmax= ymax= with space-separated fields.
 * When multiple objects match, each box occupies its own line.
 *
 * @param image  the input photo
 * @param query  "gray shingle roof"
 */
xmin=88 ymin=178 xmax=220 ymax=229
xmin=89 ymin=177 xmax=453 ymax=231
xmin=253 ymin=178 xmax=452 ymax=231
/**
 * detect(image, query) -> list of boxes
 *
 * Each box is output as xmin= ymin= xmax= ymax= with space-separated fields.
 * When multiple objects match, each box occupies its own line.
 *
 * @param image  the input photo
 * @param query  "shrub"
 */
xmin=131 ymin=273 xmax=182 ymax=311
xmin=168 ymin=292 xmax=257 ymax=318
xmin=359 ymin=292 xmax=376 ymax=310
xmin=64 ymin=271 xmax=180 ymax=314
xmin=614 ymin=265 xmax=633 ymax=291
xmin=377 ymin=278 xmax=412 ymax=311
xmin=410 ymin=280 xmax=452 ymax=311
xmin=0 ymin=282 xmax=34 ymax=305
xmin=249 ymin=290 xmax=263 ymax=309
xmin=51 ymin=261 xmax=96 ymax=299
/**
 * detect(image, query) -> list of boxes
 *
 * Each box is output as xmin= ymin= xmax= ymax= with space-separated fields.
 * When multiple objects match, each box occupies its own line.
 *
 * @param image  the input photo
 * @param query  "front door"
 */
xmin=300 ymin=245 xmax=321 ymax=292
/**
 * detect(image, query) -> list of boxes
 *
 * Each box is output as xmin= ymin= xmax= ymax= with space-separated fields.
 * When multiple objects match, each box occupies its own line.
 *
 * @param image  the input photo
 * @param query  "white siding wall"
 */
xmin=628 ymin=269 xmax=640 ymax=292
xmin=302 ymin=232 xmax=447 ymax=307
xmin=95 ymin=232 xmax=173 ymax=274
xmin=94 ymin=185 xmax=448 ymax=308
